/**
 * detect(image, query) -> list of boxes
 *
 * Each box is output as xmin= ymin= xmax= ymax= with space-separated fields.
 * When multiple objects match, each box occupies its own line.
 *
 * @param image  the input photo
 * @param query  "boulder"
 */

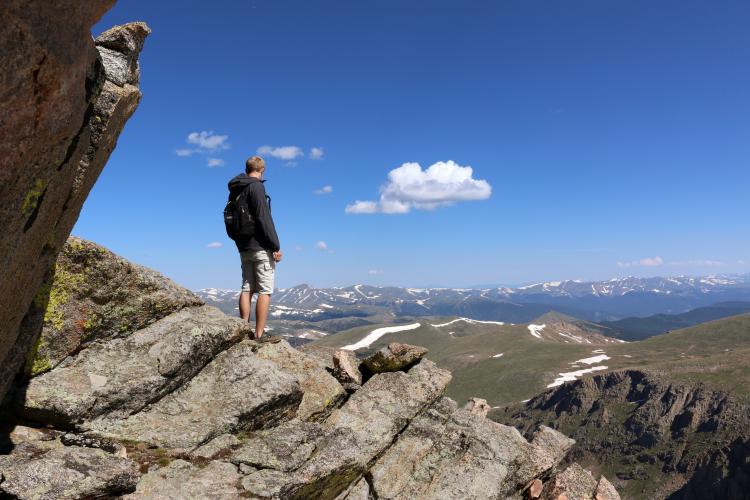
xmin=254 ymin=340 xmax=346 ymax=421
xmin=24 ymin=237 xmax=203 ymax=375
xmin=540 ymin=463 xmax=603 ymax=500
xmin=368 ymin=396 xmax=563 ymax=499
xmin=0 ymin=441 xmax=139 ymax=499
xmin=230 ymin=420 xmax=324 ymax=472
xmin=594 ymin=476 xmax=620 ymax=500
xmin=464 ymin=397 xmax=491 ymax=418
xmin=362 ymin=342 xmax=428 ymax=374
xmin=85 ymin=340 xmax=303 ymax=450
xmin=124 ymin=459 xmax=242 ymax=500
xmin=20 ymin=305 xmax=247 ymax=425
xmin=288 ymin=359 xmax=452 ymax=498
xmin=0 ymin=4 xmax=149 ymax=402
xmin=333 ymin=349 xmax=363 ymax=385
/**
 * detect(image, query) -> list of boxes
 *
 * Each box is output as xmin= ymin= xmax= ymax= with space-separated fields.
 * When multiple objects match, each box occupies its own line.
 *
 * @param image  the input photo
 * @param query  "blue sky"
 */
xmin=76 ymin=0 xmax=750 ymax=290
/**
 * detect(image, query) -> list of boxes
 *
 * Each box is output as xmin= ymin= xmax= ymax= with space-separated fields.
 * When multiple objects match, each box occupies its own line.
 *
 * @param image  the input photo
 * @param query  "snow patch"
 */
xmin=492 ymin=353 xmax=504 ymax=358
xmin=527 ymin=324 xmax=546 ymax=339
xmin=547 ymin=366 xmax=608 ymax=388
xmin=432 ymin=317 xmax=505 ymax=328
xmin=341 ymin=323 xmax=421 ymax=350
xmin=572 ymin=354 xmax=611 ymax=365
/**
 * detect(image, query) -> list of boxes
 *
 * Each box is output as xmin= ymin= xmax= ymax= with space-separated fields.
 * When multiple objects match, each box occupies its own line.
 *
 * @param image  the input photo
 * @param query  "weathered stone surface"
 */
xmin=288 ymin=359 xmax=452 ymax=498
xmin=230 ymin=420 xmax=324 ymax=472
xmin=541 ymin=463 xmax=601 ymax=500
xmin=333 ymin=349 xmax=363 ymax=385
xmin=124 ymin=459 xmax=241 ymax=500
xmin=86 ymin=341 xmax=303 ymax=449
xmin=594 ymin=475 xmax=620 ymax=500
xmin=255 ymin=340 xmax=346 ymax=421
xmin=336 ymin=477 xmax=372 ymax=500
xmin=241 ymin=469 xmax=290 ymax=498
xmin=369 ymin=396 xmax=544 ymax=499
xmin=24 ymin=237 xmax=203 ymax=375
xmin=464 ymin=397 xmax=491 ymax=418
xmin=363 ymin=342 xmax=428 ymax=374
xmin=0 ymin=441 xmax=139 ymax=499
xmin=20 ymin=305 xmax=247 ymax=425
xmin=190 ymin=433 xmax=241 ymax=460
xmin=0 ymin=5 xmax=149 ymax=402
xmin=512 ymin=426 xmax=576 ymax=492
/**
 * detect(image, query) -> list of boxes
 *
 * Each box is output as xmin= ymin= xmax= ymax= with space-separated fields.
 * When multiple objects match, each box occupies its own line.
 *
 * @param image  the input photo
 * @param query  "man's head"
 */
xmin=245 ymin=156 xmax=266 ymax=177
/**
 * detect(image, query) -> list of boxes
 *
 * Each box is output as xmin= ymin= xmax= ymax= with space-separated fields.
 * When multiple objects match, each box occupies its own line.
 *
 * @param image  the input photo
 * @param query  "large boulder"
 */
xmin=124 ymin=459 xmax=242 ymax=500
xmin=24 ymin=237 xmax=203 ymax=376
xmin=20 ymin=305 xmax=248 ymax=426
xmin=362 ymin=342 xmax=428 ymax=374
xmin=85 ymin=341 xmax=304 ymax=450
xmin=0 ymin=3 xmax=150 ymax=402
xmin=254 ymin=340 xmax=346 ymax=421
xmin=0 ymin=440 xmax=139 ymax=499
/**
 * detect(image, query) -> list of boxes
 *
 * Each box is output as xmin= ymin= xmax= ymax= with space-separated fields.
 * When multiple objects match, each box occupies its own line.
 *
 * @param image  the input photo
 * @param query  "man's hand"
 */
xmin=273 ymin=250 xmax=283 ymax=263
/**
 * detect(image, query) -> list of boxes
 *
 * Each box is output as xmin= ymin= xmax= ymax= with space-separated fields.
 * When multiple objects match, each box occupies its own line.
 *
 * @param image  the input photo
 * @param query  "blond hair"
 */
xmin=245 ymin=156 xmax=266 ymax=174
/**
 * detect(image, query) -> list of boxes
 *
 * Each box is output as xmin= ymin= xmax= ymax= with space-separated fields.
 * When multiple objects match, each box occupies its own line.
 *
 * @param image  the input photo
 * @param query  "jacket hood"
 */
xmin=228 ymin=174 xmax=264 ymax=195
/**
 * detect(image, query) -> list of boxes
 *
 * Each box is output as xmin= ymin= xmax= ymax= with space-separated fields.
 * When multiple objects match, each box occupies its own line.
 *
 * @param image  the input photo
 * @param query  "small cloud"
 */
xmin=310 ymin=147 xmax=324 ymax=160
xmin=739 ymin=260 xmax=746 ymax=265
xmin=188 ymin=131 xmax=229 ymax=151
xmin=284 ymin=161 xmax=298 ymax=167
xmin=316 ymin=241 xmax=328 ymax=250
xmin=206 ymin=242 xmax=223 ymax=249
xmin=257 ymin=145 xmax=303 ymax=161
xmin=314 ymin=185 xmax=333 ymax=195
xmin=345 ymin=160 xmax=491 ymax=215
xmin=617 ymin=256 xmax=664 ymax=268
xmin=368 ymin=269 xmax=383 ymax=275
xmin=207 ymin=158 xmax=225 ymax=168
xmin=345 ymin=200 xmax=379 ymax=214
xmin=294 ymin=245 xmax=304 ymax=252
xmin=175 ymin=148 xmax=194 ymax=157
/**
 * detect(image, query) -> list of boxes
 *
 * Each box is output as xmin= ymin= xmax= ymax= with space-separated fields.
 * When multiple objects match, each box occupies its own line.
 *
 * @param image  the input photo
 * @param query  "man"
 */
xmin=227 ymin=156 xmax=282 ymax=342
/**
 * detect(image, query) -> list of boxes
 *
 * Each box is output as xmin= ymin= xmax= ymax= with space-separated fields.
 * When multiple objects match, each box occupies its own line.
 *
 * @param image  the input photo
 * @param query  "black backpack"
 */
xmin=224 ymin=187 xmax=254 ymax=241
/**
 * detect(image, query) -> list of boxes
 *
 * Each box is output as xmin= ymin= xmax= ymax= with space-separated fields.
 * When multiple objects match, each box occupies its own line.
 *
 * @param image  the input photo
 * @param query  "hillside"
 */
xmin=311 ymin=313 xmax=750 ymax=407
xmin=601 ymin=301 xmax=750 ymax=341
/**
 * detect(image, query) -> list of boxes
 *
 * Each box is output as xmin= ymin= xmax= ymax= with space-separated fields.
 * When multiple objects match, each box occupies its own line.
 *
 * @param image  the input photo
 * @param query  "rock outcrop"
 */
xmin=1 ymin=238 xmax=619 ymax=499
xmin=0 ymin=0 xmax=149 ymax=402
xmin=495 ymin=369 xmax=750 ymax=499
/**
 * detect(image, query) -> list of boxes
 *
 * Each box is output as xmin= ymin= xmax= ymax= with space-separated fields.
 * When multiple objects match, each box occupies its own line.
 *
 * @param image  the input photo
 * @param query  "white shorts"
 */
xmin=240 ymin=249 xmax=275 ymax=294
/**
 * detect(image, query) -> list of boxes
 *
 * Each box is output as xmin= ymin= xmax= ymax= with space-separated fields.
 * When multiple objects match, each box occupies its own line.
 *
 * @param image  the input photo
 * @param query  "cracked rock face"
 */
xmin=0 ymin=0 xmax=150 ymax=403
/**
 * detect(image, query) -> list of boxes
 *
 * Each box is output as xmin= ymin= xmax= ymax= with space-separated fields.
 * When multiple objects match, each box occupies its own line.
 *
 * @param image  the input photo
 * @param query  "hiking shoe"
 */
xmin=256 ymin=334 xmax=282 ymax=344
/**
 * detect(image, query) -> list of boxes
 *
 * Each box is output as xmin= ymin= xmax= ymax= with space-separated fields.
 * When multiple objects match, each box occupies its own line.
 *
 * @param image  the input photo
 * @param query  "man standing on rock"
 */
xmin=227 ymin=156 xmax=282 ymax=342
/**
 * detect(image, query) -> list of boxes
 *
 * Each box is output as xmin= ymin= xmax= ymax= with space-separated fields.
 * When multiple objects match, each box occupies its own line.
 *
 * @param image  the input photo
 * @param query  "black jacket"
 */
xmin=227 ymin=174 xmax=281 ymax=252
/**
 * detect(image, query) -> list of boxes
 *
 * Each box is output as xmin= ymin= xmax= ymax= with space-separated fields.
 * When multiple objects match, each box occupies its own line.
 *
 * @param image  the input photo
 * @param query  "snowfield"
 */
xmin=527 ymin=324 xmax=546 ymax=339
xmin=572 ymin=354 xmax=611 ymax=365
xmin=342 ymin=323 xmax=422 ymax=350
xmin=547 ymin=366 xmax=608 ymax=388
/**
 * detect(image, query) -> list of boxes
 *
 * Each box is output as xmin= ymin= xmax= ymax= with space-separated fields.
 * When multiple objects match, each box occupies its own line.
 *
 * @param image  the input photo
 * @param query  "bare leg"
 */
xmin=239 ymin=291 xmax=251 ymax=321
xmin=255 ymin=293 xmax=270 ymax=338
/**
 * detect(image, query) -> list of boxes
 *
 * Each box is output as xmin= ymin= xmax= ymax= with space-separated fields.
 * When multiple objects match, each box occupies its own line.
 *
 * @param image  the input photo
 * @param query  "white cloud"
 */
xmin=314 ymin=185 xmax=333 ymax=195
xmin=187 ymin=131 xmax=229 ymax=151
xmin=345 ymin=200 xmax=379 ymax=214
xmin=617 ymin=256 xmax=664 ymax=268
xmin=345 ymin=160 xmax=491 ymax=215
xmin=207 ymin=158 xmax=225 ymax=168
xmin=310 ymin=147 xmax=324 ymax=160
xmin=294 ymin=245 xmax=304 ymax=252
xmin=206 ymin=242 xmax=223 ymax=249
xmin=257 ymin=145 xmax=303 ymax=161
xmin=316 ymin=241 xmax=328 ymax=250
xmin=368 ymin=269 xmax=383 ymax=275
xmin=175 ymin=148 xmax=194 ymax=157
xmin=739 ymin=260 xmax=746 ymax=265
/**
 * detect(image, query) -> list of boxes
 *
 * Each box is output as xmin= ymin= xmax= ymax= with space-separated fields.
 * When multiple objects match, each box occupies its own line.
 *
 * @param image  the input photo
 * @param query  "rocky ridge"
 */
xmin=493 ymin=369 xmax=750 ymax=499
xmin=1 ymin=238 xmax=620 ymax=499
xmin=0 ymin=1 xmax=150 ymax=402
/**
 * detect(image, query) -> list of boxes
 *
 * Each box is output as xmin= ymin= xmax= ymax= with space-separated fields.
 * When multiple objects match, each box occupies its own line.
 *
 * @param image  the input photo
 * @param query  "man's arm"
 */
xmin=248 ymin=184 xmax=281 ymax=252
